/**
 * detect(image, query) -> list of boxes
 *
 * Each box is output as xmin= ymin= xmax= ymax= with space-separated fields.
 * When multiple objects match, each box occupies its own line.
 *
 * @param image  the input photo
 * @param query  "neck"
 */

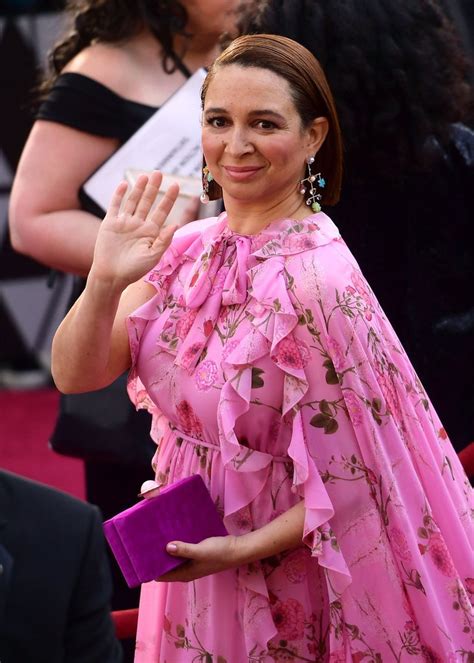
xmin=223 ymin=192 xmax=311 ymax=236
xmin=173 ymin=34 xmax=222 ymax=68
xmin=136 ymin=24 xmax=225 ymax=72
xmin=174 ymin=3 xmax=237 ymax=63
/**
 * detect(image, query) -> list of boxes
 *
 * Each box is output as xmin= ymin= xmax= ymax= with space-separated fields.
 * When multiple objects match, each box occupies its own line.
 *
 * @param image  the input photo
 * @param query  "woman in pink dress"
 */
xmin=52 ymin=35 xmax=473 ymax=662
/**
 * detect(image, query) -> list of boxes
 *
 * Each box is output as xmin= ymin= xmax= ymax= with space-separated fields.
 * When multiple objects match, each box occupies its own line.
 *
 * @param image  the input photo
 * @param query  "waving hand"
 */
xmin=90 ymin=171 xmax=180 ymax=289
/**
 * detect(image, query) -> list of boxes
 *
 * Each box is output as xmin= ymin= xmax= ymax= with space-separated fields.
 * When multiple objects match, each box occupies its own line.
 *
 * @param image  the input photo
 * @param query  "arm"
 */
xmin=9 ymin=120 xmax=119 ymax=276
xmin=237 ymin=500 xmax=305 ymax=563
xmin=51 ymin=172 xmax=179 ymax=393
xmin=9 ymin=44 xmax=143 ymax=276
xmin=52 ymin=273 xmax=154 ymax=393
xmin=160 ymin=501 xmax=305 ymax=582
xmin=9 ymin=41 xmax=202 ymax=276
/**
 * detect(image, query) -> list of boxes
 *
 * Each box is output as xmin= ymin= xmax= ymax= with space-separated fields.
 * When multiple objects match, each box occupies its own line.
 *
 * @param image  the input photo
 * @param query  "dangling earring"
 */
xmin=200 ymin=166 xmax=214 ymax=204
xmin=299 ymin=156 xmax=326 ymax=213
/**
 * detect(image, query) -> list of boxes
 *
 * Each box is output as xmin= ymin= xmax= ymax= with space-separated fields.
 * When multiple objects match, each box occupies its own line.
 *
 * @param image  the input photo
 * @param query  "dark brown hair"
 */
xmin=200 ymin=33 xmax=343 ymax=205
xmin=39 ymin=0 xmax=189 ymax=96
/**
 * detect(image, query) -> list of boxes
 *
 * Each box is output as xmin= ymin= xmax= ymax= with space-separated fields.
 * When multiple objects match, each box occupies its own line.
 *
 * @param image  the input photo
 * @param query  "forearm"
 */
xmin=10 ymin=209 xmax=101 ymax=276
xmin=237 ymin=500 xmax=305 ymax=564
xmin=161 ymin=500 xmax=307 ymax=583
xmin=51 ymin=272 xmax=125 ymax=393
xmin=52 ymin=172 xmax=178 ymax=393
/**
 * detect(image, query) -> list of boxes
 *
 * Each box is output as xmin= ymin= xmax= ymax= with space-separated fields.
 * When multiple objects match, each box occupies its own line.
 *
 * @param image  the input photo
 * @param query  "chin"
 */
xmin=223 ymin=181 xmax=267 ymax=198
xmin=225 ymin=190 xmax=263 ymax=204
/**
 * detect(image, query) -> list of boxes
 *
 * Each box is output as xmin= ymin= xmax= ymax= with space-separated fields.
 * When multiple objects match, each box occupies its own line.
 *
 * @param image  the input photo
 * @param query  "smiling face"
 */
xmin=201 ymin=64 xmax=327 ymax=213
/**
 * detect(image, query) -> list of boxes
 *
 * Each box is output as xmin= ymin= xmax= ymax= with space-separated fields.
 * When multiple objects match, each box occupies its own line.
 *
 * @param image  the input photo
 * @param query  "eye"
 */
xmin=205 ymin=116 xmax=228 ymax=128
xmin=255 ymin=120 xmax=278 ymax=130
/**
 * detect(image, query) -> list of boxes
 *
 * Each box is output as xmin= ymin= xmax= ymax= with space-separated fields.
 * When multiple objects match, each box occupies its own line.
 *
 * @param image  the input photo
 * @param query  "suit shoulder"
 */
xmin=0 ymin=471 xmax=97 ymax=524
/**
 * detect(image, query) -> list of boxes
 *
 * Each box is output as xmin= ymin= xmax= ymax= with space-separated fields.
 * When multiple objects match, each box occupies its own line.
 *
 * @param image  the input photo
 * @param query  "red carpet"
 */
xmin=0 ymin=387 xmax=85 ymax=499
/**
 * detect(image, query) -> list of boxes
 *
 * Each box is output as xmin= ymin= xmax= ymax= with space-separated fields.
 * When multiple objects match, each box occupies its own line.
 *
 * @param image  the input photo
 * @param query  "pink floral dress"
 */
xmin=127 ymin=212 xmax=473 ymax=662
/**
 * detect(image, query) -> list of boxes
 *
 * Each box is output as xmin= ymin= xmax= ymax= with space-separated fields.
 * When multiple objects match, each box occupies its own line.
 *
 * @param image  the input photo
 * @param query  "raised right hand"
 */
xmin=89 ymin=171 xmax=179 ymax=289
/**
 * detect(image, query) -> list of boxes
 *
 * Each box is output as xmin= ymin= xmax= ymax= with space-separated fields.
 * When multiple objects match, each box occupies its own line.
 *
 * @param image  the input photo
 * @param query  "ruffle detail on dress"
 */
xmin=126 ymin=221 xmax=210 ymax=354
xmin=228 ymin=252 xmax=352 ymax=567
xmin=126 ymin=219 xmax=220 ymax=427
xmin=131 ymin=215 xmax=263 ymax=378
xmin=216 ymin=328 xmax=283 ymax=656
xmin=238 ymin=566 xmax=279 ymax=659
xmin=249 ymin=213 xmax=339 ymax=261
xmin=212 ymin=219 xmax=354 ymax=658
xmin=218 ymin=328 xmax=280 ymax=518
xmin=127 ymin=314 xmax=162 ymax=435
xmin=128 ymin=211 xmax=474 ymax=659
xmin=288 ymin=410 xmax=352 ymax=595
xmin=128 ymin=213 xmax=353 ymax=655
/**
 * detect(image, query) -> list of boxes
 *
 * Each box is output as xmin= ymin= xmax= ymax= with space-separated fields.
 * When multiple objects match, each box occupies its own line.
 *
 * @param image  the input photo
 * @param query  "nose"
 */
xmin=224 ymin=127 xmax=254 ymax=157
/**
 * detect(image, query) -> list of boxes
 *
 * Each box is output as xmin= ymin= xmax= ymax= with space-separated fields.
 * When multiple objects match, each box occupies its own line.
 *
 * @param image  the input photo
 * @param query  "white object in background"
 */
xmin=81 ymin=68 xmax=208 ymax=216
xmin=125 ymin=169 xmax=220 ymax=227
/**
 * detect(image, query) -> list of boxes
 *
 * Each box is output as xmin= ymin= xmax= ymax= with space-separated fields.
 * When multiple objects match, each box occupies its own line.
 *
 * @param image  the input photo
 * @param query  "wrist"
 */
xmin=226 ymin=534 xmax=248 ymax=568
xmin=230 ymin=502 xmax=306 ymax=567
xmin=231 ymin=530 xmax=264 ymax=567
xmin=86 ymin=266 xmax=130 ymax=297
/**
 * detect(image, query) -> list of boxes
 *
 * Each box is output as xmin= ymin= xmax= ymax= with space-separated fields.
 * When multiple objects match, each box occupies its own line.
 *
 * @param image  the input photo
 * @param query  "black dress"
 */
xmin=37 ymin=72 xmax=158 ymax=141
xmin=37 ymin=72 xmax=159 ymax=616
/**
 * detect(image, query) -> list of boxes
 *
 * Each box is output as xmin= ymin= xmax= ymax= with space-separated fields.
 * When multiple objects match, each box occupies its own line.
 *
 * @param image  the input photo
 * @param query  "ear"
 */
xmin=305 ymin=116 xmax=329 ymax=155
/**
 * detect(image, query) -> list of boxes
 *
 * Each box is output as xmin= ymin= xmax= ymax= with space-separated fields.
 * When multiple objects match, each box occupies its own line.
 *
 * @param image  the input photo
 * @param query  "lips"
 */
xmin=222 ymin=165 xmax=264 ymax=181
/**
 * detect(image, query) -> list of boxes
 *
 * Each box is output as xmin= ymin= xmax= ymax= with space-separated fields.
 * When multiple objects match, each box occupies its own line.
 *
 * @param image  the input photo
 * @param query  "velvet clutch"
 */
xmin=103 ymin=474 xmax=227 ymax=588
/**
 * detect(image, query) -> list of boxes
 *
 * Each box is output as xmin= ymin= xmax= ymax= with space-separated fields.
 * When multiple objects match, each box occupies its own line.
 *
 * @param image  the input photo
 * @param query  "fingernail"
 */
xmin=138 ymin=480 xmax=161 ymax=499
xmin=167 ymin=543 xmax=178 ymax=553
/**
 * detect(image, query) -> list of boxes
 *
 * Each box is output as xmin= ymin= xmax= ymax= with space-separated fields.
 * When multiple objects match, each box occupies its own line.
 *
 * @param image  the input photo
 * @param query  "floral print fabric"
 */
xmin=127 ymin=213 xmax=473 ymax=662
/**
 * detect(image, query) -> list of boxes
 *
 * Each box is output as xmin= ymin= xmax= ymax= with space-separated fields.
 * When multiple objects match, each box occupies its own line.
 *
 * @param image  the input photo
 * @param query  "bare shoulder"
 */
xmin=63 ymin=42 xmax=135 ymax=94
xmin=61 ymin=34 xmax=183 ymax=106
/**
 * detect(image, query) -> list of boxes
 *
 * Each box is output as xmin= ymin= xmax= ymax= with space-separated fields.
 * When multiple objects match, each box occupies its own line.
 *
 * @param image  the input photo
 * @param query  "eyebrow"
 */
xmin=204 ymin=107 xmax=286 ymax=121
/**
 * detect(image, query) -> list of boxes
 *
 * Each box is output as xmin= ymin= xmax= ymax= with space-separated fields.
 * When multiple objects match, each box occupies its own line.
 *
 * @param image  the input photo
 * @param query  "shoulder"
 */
xmin=272 ymin=215 xmax=378 ymax=328
xmin=1 ymin=471 xmax=96 ymax=527
xmin=248 ymin=213 xmax=364 ymax=321
xmin=281 ymin=213 xmax=357 ymax=290
xmin=62 ymin=42 xmax=136 ymax=98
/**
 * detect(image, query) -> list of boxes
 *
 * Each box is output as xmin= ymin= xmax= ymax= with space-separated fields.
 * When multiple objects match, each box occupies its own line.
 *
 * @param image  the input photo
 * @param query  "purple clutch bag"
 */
xmin=103 ymin=474 xmax=227 ymax=588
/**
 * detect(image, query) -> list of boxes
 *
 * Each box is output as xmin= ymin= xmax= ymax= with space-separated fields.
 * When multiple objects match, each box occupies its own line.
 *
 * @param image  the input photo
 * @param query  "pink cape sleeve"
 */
xmin=278 ymin=234 xmax=473 ymax=654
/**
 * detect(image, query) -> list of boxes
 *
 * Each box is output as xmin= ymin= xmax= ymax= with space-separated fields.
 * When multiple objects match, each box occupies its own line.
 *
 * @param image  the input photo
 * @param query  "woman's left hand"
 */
xmin=157 ymin=535 xmax=241 ymax=582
